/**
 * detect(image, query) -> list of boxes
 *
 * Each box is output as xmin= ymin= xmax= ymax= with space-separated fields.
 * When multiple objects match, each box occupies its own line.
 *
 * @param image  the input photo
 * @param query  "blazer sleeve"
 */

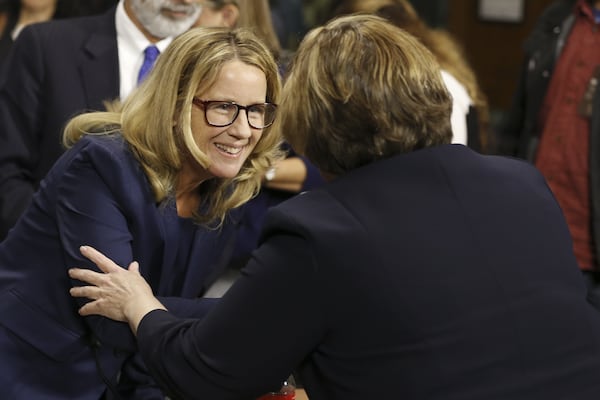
xmin=56 ymin=142 xmax=141 ymax=352
xmin=298 ymin=154 xmax=325 ymax=192
xmin=283 ymin=145 xmax=325 ymax=192
xmin=135 ymin=227 xmax=328 ymax=400
xmin=0 ymin=26 xmax=46 ymax=238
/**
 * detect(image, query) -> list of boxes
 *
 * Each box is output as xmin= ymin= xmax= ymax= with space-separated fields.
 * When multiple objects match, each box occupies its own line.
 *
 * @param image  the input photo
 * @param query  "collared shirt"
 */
xmin=441 ymin=70 xmax=472 ymax=146
xmin=115 ymin=0 xmax=173 ymax=100
xmin=535 ymin=0 xmax=600 ymax=270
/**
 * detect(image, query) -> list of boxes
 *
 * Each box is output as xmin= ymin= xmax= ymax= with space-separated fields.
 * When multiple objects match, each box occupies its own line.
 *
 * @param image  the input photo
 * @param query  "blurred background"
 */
xmin=272 ymin=0 xmax=556 ymax=136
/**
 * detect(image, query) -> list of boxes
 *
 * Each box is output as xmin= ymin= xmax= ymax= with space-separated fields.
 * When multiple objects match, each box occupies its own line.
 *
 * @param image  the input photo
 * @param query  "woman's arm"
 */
xmin=56 ymin=141 xmax=149 ymax=350
xmin=70 ymin=246 xmax=165 ymax=335
xmin=262 ymin=157 xmax=307 ymax=192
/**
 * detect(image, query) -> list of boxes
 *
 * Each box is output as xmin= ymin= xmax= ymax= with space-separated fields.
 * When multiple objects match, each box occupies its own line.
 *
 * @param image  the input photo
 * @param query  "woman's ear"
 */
xmin=221 ymin=4 xmax=239 ymax=28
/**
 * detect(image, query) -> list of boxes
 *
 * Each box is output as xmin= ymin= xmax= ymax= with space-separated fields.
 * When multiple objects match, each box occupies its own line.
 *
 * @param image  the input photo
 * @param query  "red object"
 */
xmin=256 ymin=381 xmax=296 ymax=400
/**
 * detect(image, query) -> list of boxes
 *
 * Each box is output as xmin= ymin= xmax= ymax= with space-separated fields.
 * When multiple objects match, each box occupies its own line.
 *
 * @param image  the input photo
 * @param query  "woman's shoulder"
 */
xmin=76 ymin=133 xmax=127 ymax=153
xmin=53 ymin=133 xmax=151 ymax=197
xmin=66 ymin=133 xmax=138 ymax=172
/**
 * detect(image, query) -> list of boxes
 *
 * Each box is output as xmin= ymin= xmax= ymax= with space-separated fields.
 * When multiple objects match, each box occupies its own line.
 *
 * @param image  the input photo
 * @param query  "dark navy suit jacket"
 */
xmin=134 ymin=145 xmax=600 ymax=400
xmin=0 ymin=135 xmax=232 ymax=399
xmin=0 ymin=7 xmax=120 ymax=240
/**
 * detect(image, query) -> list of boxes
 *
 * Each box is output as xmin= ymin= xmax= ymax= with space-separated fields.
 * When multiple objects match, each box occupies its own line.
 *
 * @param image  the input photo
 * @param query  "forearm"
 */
xmin=126 ymin=297 xmax=167 ymax=336
xmin=263 ymin=157 xmax=307 ymax=192
xmin=133 ymin=234 xmax=325 ymax=399
xmin=158 ymin=296 xmax=219 ymax=319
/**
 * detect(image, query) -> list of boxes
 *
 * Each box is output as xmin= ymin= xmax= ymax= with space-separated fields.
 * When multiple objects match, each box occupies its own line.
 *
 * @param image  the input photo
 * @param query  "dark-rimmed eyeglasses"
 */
xmin=192 ymin=98 xmax=277 ymax=129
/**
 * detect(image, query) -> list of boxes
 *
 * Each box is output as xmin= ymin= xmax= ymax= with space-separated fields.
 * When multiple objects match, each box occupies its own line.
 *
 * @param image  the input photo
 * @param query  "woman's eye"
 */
xmin=248 ymin=105 xmax=265 ymax=116
xmin=219 ymin=103 xmax=235 ymax=111
xmin=214 ymin=102 xmax=236 ymax=112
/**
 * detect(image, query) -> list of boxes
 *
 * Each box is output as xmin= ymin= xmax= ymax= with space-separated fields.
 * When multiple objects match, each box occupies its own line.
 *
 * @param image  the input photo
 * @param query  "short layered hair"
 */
xmin=276 ymin=14 xmax=452 ymax=177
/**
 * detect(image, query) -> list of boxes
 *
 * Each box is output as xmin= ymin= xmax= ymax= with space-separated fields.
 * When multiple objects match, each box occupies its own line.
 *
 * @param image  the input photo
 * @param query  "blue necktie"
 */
xmin=137 ymin=45 xmax=160 ymax=85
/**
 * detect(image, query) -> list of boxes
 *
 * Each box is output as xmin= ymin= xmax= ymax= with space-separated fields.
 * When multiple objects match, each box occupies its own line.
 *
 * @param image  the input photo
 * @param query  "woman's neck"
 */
xmin=175 ymin=163 xmax=208 ymax=218
xmin=175 ymin=190 xmax=200 ymax=218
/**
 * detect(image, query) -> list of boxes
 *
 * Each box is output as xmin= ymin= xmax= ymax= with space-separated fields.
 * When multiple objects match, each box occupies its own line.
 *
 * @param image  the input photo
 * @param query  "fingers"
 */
xmin=76 ymin=299 xmax=102 ymax=317
xmin=128 ymin=261 xmax=140 ymax=275
xmin=69 ymin=267 xmax=104 ymax=286
xmin=69 ymin=285 xmax=102 ymax=300
xmin=80 ymin=245 xmax=123 ymax=273
xmin=77 ymin=302 xmax=96 ymax=316
xmin=69 ymin=286 xmax=103 ymax=316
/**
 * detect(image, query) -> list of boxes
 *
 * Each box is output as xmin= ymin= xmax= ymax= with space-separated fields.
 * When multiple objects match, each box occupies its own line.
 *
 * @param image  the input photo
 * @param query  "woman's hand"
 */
xmin=69 ymin=245 xmax=166 ymax=334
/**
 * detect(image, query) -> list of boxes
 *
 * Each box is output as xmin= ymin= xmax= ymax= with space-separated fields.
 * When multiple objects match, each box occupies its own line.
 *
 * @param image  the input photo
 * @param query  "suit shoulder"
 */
xmin=18 ymin=11 xmax=114 ymax=43
xmin=75 ymin=134 xmax=129 ymax=156
xmin=269 ymin=189 xmax=331 ymax=216
xmin=65 ymin=134 xmax=135 ymax=169
xmin=264 ymin=188 xmax=351 ymax=234
xmin=53 ymin=134 xmax=148 ymax=192
xmin=486 ymin=153 xmax=543 ymax=176
xmin=30 ymin=10 xmax=113 ymax=31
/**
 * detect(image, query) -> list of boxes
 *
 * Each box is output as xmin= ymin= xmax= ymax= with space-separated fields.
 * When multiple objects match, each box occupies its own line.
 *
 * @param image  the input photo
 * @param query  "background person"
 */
xmin=0 ymin=26 xmax=281 ymax=399
xmin=0 ymin=0 xmax=58 ymax=64
xmin=1 ymin=0 xmax=77 ymax=61
xmin=498 ymin=0 xmax=600 ymax=298
xmin=71 ymin=14 xmax=600 ymax=400
xmin=0 ymin=0 xmax=118 ymax=76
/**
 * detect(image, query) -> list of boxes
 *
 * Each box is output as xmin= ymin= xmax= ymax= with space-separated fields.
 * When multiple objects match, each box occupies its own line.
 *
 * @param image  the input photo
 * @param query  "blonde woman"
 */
xmin=0 ymin=27 xmax=281 ymax=399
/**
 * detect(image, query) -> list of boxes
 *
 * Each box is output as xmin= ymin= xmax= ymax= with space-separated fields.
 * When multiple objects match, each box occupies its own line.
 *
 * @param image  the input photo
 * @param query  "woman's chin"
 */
xmin=209 ymin=166 xmax=242 ymax=180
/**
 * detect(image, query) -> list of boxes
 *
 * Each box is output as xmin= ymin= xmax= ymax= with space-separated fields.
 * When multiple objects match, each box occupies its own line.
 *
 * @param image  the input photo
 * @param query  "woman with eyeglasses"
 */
xmin=0 ymin=26 xmax=281 ymax=399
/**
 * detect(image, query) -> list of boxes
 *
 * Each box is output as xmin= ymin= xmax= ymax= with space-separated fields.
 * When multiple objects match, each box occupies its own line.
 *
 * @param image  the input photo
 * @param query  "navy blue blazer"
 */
xmin=134 ymin=145 xmax=600 ymax=400
xmin=0 ymin=135 xmax=232 ymax=399
xmin=0 ymin=7 xmax=119 ymax=240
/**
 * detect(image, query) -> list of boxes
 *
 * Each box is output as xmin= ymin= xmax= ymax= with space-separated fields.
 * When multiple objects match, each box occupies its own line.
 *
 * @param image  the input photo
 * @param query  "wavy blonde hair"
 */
xmin=276 ymin=14 xmax=452 ymax=177
xmin=333 ymin=0 xmax=491 ymax=152
xmin=63 ymin=27 xmax=282 ymax=227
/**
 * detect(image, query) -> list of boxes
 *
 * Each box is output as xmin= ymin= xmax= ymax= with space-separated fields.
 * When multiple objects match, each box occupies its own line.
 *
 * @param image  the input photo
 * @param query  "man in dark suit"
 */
xmin=0 ymin=0 xmax=239 ymax=241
